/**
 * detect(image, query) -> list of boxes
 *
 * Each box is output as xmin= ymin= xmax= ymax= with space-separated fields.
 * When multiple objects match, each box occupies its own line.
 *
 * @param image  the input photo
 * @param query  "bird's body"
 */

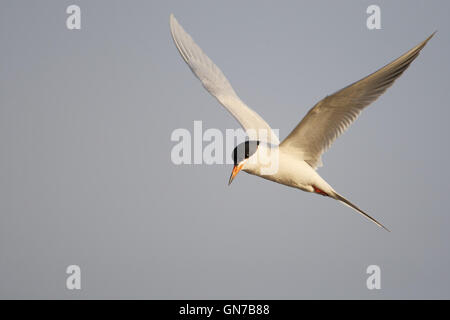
xmin=242 ymin=144 xmax=332 ymax=194
xmin=169 ymin=14 xmax=434 ymax=231
xmin=239 ymin=143 xmax=384 ymax=229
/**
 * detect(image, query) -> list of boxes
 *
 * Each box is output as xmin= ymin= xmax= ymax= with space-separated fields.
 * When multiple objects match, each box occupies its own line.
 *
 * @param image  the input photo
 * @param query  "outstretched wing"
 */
xmin=170 ymin=14 xmax=279 ymax=144
xmin=280 ymin=33 xmax=435 ymax=169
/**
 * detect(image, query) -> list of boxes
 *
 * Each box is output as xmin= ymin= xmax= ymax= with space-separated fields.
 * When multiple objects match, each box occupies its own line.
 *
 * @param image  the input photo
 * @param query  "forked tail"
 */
xmin=331 ymin=192 xmax=390 ymax=232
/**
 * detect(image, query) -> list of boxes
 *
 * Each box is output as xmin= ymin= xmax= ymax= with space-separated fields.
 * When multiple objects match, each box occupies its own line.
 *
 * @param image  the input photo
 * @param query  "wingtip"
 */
xmin=425 ymin=31 xmax=437 ymax=43
xmin=412 ymin=31 xmax=436 ymax=52
xmin=169 ymin=13 xmax=177 ymax=26
xmin=169 ymin=14 xmax=179 ymax=35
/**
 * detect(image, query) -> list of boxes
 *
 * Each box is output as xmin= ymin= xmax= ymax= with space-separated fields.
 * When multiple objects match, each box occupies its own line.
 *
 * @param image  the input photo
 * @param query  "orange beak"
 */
xmin=228 ymin=162 xmax=244 ymax=185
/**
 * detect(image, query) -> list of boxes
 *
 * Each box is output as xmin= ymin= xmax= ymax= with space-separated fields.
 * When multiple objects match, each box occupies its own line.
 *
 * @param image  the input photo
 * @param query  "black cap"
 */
xmin=232 ymin=141 xmax=259 ymax=165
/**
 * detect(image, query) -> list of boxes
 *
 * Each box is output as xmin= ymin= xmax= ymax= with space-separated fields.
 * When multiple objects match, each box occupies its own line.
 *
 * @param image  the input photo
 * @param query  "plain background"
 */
xmin=1 ymin=0 xmax=449 ymax=299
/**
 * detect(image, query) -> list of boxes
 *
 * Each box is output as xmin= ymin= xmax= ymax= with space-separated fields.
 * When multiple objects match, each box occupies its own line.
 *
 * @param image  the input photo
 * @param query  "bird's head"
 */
xmin=228 ymin=140 xmax=260 ymax=185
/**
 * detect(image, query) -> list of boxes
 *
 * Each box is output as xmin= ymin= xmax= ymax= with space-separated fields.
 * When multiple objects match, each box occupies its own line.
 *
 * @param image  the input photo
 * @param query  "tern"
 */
xmin=169 ymin=14 xmax=434 ymax=231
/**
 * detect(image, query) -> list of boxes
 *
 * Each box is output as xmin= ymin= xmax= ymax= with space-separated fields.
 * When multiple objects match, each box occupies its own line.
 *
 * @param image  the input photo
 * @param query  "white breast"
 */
xmin=243 ymin=144 xmax=333 ymax=193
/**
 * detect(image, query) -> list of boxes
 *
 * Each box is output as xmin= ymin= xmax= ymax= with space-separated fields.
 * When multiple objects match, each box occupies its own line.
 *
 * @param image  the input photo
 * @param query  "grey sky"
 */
xmin=1 ymin=0 xmax=449 ymax=299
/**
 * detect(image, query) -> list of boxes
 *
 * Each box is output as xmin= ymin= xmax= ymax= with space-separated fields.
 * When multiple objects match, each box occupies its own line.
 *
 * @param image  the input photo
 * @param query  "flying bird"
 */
xmin=169 ymin=14 xmax=434 ymax=231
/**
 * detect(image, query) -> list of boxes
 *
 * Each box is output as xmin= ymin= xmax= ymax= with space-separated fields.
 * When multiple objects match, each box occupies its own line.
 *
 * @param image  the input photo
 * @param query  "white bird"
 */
xmin=169 ymin=14 xmax=434 ymax=231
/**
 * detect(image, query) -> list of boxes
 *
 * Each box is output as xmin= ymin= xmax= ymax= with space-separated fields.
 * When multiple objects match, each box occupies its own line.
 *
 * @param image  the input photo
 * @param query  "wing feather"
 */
xmin=280 ymin=33 xmax=435 ymax=169
xmin=170 ymin=14 xmax=279 ymax=144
